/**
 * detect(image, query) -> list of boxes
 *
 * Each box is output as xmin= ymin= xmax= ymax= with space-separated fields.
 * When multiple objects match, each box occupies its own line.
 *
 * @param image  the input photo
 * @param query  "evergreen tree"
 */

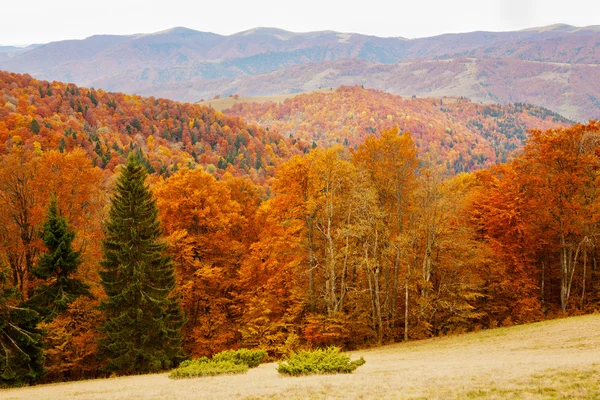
xmin=98 ymin=155 xmax=184 ymax=375
xmin=27 ymin=197 xmax=91 ymax=322
xmin=134 ymin=148 xmax=156 ymax=174
xmin=29 ymin=119 xmax=40 ymax=134
xmin=58 ymin=138 xmax=67 ymax=153
xmin=0 ymin=267 xmax=44 ymax=387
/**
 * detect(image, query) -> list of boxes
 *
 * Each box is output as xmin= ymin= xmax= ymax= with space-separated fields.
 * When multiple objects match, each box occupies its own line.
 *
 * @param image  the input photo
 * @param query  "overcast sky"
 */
xmin=2 ymin=0 xmax=599 ymax=45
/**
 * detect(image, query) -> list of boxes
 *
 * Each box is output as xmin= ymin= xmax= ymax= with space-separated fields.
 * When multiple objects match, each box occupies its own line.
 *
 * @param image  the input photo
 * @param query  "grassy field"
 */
xmin=2 ymin=314 xmax=600 ymax=399
xmin=196 ymin=88 xmax=335 ymax=111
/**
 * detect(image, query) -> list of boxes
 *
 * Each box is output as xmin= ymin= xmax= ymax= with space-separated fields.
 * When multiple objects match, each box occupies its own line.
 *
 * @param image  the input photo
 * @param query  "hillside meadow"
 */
xmin=2 ymin=314 xmax=599 ymax=399
xmin=197 ymin=88 xmax=335 ymax=111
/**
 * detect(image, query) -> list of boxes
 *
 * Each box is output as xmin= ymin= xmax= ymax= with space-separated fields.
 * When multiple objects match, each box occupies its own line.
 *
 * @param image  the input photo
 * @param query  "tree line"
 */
xmin=2 ymin=121 xmax=600 ymax=386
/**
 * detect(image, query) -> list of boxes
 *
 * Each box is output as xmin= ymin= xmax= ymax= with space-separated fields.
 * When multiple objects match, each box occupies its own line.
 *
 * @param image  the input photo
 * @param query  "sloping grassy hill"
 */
xmin=196 ymin=89 xmax=335 ymax=111
xmin=2 ymin=314 xmax=600 ymax=399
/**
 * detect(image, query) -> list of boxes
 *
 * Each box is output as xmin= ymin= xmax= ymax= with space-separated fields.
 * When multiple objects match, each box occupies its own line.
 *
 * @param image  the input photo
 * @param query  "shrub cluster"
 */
xmin=169 ymin=360 xmax=247 ymax=379
xmin=277 ymin=347 xmax=366 ymax=376
xmin=212 ymin=348 xmax=267 ymax=368
xmin=169 ymin=349 xmax=267 ymax=379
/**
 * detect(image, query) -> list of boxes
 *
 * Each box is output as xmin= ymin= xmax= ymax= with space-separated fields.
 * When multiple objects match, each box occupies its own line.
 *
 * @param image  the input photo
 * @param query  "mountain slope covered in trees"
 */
xmin=1 ymin=25 xmax=599 ymax=121
xmin=207 ymin=57 xmax=600 ymax=122
xmin=3 ymin=71 xmax=600 ymax=388
xmin=0 ymin=70 xmax=295 ymax=184
xmin=1 ymin=72 xmax=571 ymax=177
xmin=225 ymin=85 xmax=572 ymax=172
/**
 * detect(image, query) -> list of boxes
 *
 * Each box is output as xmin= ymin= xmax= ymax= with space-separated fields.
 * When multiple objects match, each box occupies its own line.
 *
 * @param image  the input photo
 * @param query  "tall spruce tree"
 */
xmin=99 ymin=155 xmax=184 ymax=375
xmin=27 ymin=196 xmax=90 ymax=322
xmin=0 ymin=267 xmax=44 ymax=387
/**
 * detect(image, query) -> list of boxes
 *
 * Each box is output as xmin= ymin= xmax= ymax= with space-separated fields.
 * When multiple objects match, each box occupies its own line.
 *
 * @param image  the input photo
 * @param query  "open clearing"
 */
xmin=2 ymin=314 xmax=600 ymax=399
xmin=196 ymin=88 xmax=335 ymax=111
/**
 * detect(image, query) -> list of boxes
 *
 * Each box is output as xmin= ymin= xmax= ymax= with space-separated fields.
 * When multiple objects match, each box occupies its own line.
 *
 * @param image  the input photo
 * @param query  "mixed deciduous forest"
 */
xmin=1 ymin=70 xmax=600 ymax=386
xmin=226 ymin=86 xmax=572 ymax=172
xmin=0 ymin=71 xmax=296 ymax=187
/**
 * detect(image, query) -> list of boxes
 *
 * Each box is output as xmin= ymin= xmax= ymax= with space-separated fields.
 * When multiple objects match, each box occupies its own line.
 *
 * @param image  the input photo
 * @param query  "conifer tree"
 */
xmin=0 ymin=267 xmax=44 ymax=387
xmin=27 ymin=196 xmax=90 ymax=322
xmin=99 ymin=155 xmax=184 ymax=375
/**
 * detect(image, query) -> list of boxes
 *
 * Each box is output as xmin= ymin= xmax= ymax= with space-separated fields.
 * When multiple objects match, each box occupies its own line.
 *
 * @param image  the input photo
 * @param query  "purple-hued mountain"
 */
xmin=2 ymin=24 xmax=599 ymax=121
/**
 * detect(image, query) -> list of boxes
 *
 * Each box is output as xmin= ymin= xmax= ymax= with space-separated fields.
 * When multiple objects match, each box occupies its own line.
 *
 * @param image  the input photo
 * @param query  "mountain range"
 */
xmin=1 ymin=24 xmax=599 ymax=121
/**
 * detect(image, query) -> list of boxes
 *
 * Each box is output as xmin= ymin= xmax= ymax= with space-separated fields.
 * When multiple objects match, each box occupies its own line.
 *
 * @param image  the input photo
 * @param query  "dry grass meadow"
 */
xmin=196 ymin=88 xmax=335 ymax=111
xmin=2 ymin=314 xmax=600 ymax=399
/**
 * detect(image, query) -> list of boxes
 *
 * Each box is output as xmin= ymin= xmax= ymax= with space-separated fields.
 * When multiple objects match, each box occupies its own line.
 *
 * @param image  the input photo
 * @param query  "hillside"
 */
xmin=3 ymin=314 xmax=600 ymax=399
xmin=0 ymin=44 xmax=38 ymax=63
xmin=225 ymin=85 xmax=572 ymax=172
xmin=1 ymin=71 xmax=570 ymax=177
xmin=1 ymin=25 xmax=599 ymax=121
xmin=201 ymin=57 xmax=600 ymax=122
xmin=0 ymin=70 xmax=296 ymax=184
xmin=197 ymin=88 xmax=336 ymax=111
xmin=2 ymin=71 xmax=600 ymax=389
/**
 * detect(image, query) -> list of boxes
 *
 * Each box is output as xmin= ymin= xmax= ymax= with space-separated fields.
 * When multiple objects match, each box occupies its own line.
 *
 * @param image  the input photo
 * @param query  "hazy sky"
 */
xmin=2 ymin=0 xmax=599 ymax=45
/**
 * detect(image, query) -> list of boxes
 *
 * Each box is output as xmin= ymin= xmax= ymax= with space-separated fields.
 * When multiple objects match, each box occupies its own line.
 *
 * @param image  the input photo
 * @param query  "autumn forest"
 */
xmin=1 ymin=69 xmax=600 ymax=386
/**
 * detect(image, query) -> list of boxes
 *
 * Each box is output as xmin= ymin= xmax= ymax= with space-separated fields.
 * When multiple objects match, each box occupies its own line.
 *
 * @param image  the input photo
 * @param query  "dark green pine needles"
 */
xmin=27 ymin=196 xmax=91 ymax=322
xmin=99 ymin=155 xmax=184 ymax=375
xmin=0 ymin=269 xmax=44 ymax=387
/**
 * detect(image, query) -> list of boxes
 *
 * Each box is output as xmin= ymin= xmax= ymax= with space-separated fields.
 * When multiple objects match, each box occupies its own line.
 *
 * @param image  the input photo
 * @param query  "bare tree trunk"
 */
xmin=581 ymin=248 xmax=587 ymax=308
xmin=392 ymin=190 xmax=406 ymax=329
xmin=404 ymin=262 xmax=410 ymax=341
xmin=337 ymin=212 xmax=352 ymax=312
xmin=560 ymin=235 xmax=584 ymax=312
xmin=327 ymin=217 xmax=336 ymax=313
xmin=560 ymin=235 xmax=570 ymax=312
xmin=541 ymin=261 xmax=545 ymax=306
xmin=320 ymin=181 xmax=337 ymax=314
xmin=384 ymin=258 xmax=390 ymax=323
xmin=392 ymin=250 xmax=399 ymax=328
xmin=307 ymin=220 xmax=316 ymax=312
xmin=366 ymin=256 xmax=376 ymax=332
xmin=422 ymin=244 xmax=433 ymax=298
xmin=364 ymin=242 xmax=382 ymax=344
xmin=593 ymin=245 xmax=598 ymax=274
xmin=374 ymin=265 xmax=383 ymax=345
xmin=373 ymin=229 xmax=382 ymax=343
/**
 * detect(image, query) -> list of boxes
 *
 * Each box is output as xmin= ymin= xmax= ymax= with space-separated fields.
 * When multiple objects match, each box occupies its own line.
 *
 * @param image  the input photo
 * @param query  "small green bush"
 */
xmin=177 ymin=356 xmax=209 ymax=368
xmin=169 ymin=360 xmax=248 ymax=379
xmin=277 ymin=346 xmax=366 ymax=376
xmin=212 ymin=348 xmax=267 ymax=368
xmin=169 ymin=349 xmax=267 ymax=379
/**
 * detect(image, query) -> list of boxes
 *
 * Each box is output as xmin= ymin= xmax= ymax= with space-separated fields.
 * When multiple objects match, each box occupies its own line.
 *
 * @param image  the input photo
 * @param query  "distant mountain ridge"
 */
xmin=1 ymin=24 xmax=599 ymax=121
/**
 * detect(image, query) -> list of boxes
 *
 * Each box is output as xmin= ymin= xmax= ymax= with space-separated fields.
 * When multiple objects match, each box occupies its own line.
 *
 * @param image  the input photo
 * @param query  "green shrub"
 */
xmin=177 ymin=357 xmax=209 ymax=368
xmin=168 ymin=349 xmax=267 ymax=379
xmin=277 ymin=347 xmax=366 ymax=376
xmin=212 ymin=348 xmax=267 ymax=368
xmin=169 ymin=360 xmax=247 ymax=379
